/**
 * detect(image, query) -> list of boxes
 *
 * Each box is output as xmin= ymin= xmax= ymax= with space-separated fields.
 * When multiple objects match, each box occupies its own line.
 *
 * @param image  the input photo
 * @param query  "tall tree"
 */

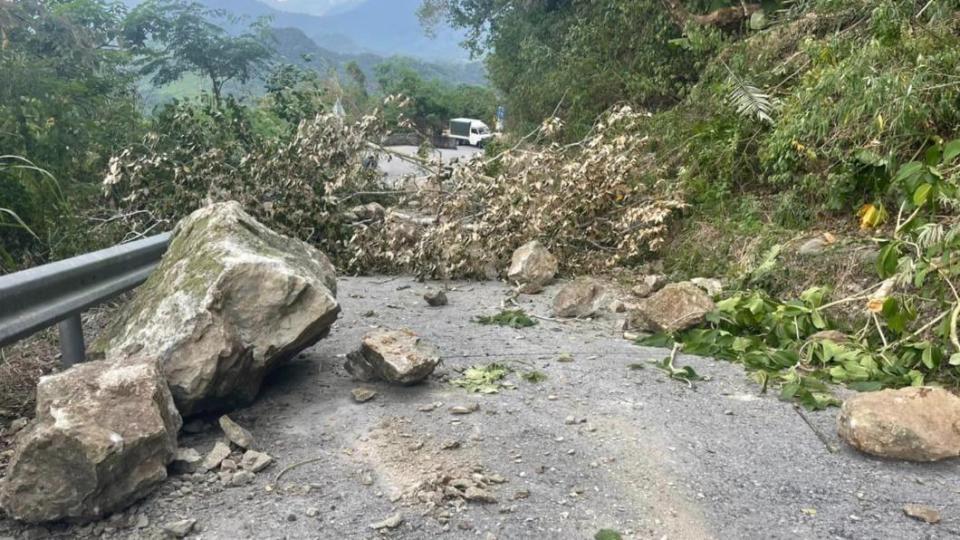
xmin=122 ymin=0 xmax=274 ymax=107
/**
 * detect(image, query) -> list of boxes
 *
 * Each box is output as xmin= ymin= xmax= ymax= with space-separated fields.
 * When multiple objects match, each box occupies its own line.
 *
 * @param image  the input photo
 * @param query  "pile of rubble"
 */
xmin=0 ymin=202 xmax=341 ymax=524
xmin=2 ymin=205 xmax=958 ymax=534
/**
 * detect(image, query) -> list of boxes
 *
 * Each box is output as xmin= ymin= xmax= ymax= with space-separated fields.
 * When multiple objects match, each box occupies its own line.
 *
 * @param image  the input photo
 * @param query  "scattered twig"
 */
xmin=274 ymin=456 xmax=327 ymax=484
xmin=793 ymin=404 xmax=838 ymax=453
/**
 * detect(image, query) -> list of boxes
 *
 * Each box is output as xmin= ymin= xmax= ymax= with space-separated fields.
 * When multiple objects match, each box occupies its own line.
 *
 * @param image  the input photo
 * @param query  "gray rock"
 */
xmin=345 ymin=329 xmax=440 ymax=385
xmin=220 ymin=459 xmax=237 ymax=472
xmin=631 ymin=274 xmax=668 ymax=298
xmin=629 ymin=282 xmax=715 ymax=333
xmin=240 ymin=450 xmax=273 ymax=473
xmin=229 ymin=470 xmax=256 ymax=486
xmin=218 ymin=415 xmax=254 ymax=449
xmin=798 ymin=237 xmax=829 ymax=256
xmin=170 ymin=447 xmax=203 ymax=475
xmin=369 ymin=513 xmax=404 ymax=530
xmin=90 ymin=202 xmax=340 ymax=417
xmin=424 ymin=289 xmax=448 ymax=307
xmin=162 ymin=519 xmax=196 ymax=538
xmin=690 ymin=277 xmax=723 ymax=297
xmin=351 ymin=387 xmax=378 ymax=403
xmin=837 ymin=387 xmax=960 ymax=461
xmin=507 ymin=241 xmax=557 ymax=294
xmin=202 ymin=441 xmax=231 ymax=471
xmin=0 ymin=358 xmax=181 ymax=523
xmin=903 ymin=504 xmax=941 ymax=524
xmin=552 ymin=277 xmax=604 ymax=318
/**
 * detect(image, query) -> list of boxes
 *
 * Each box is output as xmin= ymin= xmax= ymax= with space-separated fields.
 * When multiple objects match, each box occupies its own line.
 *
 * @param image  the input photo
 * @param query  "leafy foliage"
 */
xmin=123 ymin=0 xmax=273 ymax=107
xmin=103 ymin=100 xmax=386 ymax=259
xmin=375 ymin=58 xmax=496 ymax=134
xmin=474 ymin=309 xmax=537 ymax=329
xmin=421 ymin=0 xmax=718 ymax=137
xmin=452 ymin=363 xmax=511 ymax=394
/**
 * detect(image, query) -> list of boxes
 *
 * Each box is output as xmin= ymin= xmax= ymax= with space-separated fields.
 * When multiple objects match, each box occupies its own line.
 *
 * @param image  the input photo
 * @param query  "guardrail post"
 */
xmin=58 ymin=314 xmax=85 ymax=367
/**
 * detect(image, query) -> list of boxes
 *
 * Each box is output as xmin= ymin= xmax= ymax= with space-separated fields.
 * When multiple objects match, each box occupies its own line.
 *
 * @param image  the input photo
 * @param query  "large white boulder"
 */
xmin=837 ymin=387 xmax=960 ymax=462
xmin=0 ymin=358 xmax=181 ymax=523
xmin=92 ymin=202 xmax=340 ymax=416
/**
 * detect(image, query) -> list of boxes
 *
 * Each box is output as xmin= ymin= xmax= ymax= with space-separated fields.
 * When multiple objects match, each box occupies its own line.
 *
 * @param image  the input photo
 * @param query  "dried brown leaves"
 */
xmin=348 ymin=106 xmax=686 ymax=278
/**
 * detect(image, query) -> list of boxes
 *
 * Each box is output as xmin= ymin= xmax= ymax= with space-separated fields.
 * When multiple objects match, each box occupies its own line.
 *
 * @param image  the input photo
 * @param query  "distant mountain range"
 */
xmin=124 ymin=0 xmax=472 ymax=62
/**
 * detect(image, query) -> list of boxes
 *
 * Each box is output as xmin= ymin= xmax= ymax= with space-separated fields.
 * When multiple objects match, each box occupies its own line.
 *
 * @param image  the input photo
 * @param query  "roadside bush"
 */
xmin=103 ymin=101 xmax=386 ymax=260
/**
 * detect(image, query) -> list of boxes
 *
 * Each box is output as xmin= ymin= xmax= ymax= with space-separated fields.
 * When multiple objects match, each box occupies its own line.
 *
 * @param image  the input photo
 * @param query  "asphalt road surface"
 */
xmin=2 ymin=277 xmax=958 ymax=539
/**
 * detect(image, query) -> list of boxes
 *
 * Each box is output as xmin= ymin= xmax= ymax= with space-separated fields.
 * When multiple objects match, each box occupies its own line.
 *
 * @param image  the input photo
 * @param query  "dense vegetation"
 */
xmin=3 ymin=0 xmax=960 ymax=403
xmin=0 ymin=0 xmax=494 ymax=271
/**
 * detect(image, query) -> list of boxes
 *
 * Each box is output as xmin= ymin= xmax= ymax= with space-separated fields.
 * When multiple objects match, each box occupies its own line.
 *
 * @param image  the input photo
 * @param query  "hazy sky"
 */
xmin=265 ymin=0 xmax=364 ymax=16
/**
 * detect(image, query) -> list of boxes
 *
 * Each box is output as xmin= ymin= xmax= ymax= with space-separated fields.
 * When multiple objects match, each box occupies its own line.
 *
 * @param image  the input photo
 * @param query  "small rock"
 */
xmin=903 ymin=504 xmax=941 ymax=524
xmin=351 ymin=388 xmax=378 ymax=403
xmin=837 ymin=387 xmax=960 ymax=461
xmin=218 ymin=416 xmax=255 ymax=449
xmin=512 ymin=490 xmax=530 ymax=500
xmin=552 ymin=277 xmax=604 ymax=318
xmin=564 ymin=416 xmax=577 ymax=425
xmin=286 ymin=513 xmax=297 ymax=522
xmin=135 ymin=515 xmax=150 ymax=529
xmin=345 ymin=329 xmax=440 ymax=385
xmin=369 ymin=513 xmax=404 ymax=530
xmin=689 ymin=277 xmax=723 ymax=297
xmin=631 ymin=274 xmax=667 ymax=298
xmin=218 ymin=470 xmax=234 ymax=485
xmin=507 ymin=241 xmax=558 ymax=294
xmin=418 ymin=402 xmax=442 ymax=412
xmin=305 ymin=507 xmax=319 ymax=518
xmin=450 ymin=403 xmax=480 ymax=415
xmin=441 ymin=440 xmax=462 ymax=450
xmin=203 ymin=441 xmax=232 ymax=471
xmin=230 ymin=470 xmax=256 ymax=487
xmin=240 ymin=450 xmax=273 ymax=473
xmin=170 ymin=447 xmax=203 ymax=475
xmin=162 ymin=519 xmax=196 ymax=538
xmin=629 ymin=282 xmax=715 ymax=333
xmin=220 ymin=459 xmax=238 ymax=472
xmin=798 ymin=237 xmax=830 ymax=256
xmin=424 ymin=290 xmax=448 ymax=307
xmin=464 ymin=487 xmax=497 ymax=503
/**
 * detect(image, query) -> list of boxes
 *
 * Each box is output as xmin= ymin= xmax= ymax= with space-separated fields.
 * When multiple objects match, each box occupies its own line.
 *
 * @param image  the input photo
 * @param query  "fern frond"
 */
xmin=724 ymin=66 xmax=774 ymax=125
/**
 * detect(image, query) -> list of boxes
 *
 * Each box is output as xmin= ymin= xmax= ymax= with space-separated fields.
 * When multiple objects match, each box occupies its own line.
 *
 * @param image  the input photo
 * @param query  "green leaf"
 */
xmin=595 ymin=530 xmax=623 ymax=540
xmin=944 ymin=139 xmax=960 ymax=164
xmin=811 ymin=310 xmax=826 ymax=330
xmin=894 ymin=161 xmax=925 ymax=186
xmin=921 ymin=346 xmax=935 ymax=370
xmin=949 ymin=354 xmax=960 ymax=366
xmin=912 ymin=183 xmax=933 ymax=206
xmin=877 ymin=243 xmax=899 ymax=278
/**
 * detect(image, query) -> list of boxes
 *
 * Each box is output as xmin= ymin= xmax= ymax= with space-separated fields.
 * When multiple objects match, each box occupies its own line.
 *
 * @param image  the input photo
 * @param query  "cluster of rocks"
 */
xmin=190 ymin=416 xmax=274 ymax=488
xmin=0 ymin=202 xmax=340 ymax=524
xmin=507 ymin=240 xmax=719 ymax=336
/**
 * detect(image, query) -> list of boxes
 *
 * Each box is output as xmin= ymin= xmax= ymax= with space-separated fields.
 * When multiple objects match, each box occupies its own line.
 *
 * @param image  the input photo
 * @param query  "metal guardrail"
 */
xmin=0 ymin=233 xmax=171 ymax=366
